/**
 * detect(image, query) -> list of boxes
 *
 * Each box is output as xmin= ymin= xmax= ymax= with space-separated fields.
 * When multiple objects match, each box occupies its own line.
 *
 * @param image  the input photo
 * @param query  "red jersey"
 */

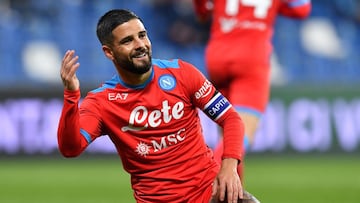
xmin=58 ymin=59 xmax=244 ymax=202
xmin=194 ymin=0 xmax=311 ymax=67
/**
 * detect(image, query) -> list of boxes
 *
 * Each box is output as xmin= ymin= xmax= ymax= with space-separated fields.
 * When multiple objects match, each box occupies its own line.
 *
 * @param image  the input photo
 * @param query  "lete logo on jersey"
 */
xmin=121 ymin=100 xmax=185 ymax=132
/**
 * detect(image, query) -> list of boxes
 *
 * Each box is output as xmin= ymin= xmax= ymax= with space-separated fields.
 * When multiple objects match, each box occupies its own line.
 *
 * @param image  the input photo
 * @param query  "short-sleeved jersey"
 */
xmin=194 ymin=0 xmax=311 ymax=67
xmin=58 ymin=58 xmax=244 ymax=202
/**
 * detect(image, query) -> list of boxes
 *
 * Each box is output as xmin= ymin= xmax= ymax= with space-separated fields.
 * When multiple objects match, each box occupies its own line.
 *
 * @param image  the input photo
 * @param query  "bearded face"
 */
xmin=113 ymin=46 xmax=152 ymax=75
xmin=105 ymin=19 xmax=153 ymax=76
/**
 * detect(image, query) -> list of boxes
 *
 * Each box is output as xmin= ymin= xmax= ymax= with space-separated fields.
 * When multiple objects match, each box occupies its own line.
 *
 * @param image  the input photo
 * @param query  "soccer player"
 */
xmin=192 ymin=0 xmax=312 ymax=179
xmin=58 ymin=9 xmax=259 ymax=203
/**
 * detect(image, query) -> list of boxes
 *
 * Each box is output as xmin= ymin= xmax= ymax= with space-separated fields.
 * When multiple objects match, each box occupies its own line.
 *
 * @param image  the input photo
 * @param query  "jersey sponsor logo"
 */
xmin=108 ymin=92 xmax=128 ymax=101
xmin=122 ymin=100 xmax=185 ymax=131
xmin=135 ymin=142 xmax=151 ymax=157
xmin=195 ymin=80 xmax=213 ymax=99
xmin=151 ymin=128 xmax=186 ymax=152
xmin=121 ymin=125 xmax=146 ymax=132
xmin=204 ymin=92 xmax=231 ymax=120
xmin=135 ymin=128 xmax=186 ymax=157
xmin=158 ymin=74 xmax=176 ymax=91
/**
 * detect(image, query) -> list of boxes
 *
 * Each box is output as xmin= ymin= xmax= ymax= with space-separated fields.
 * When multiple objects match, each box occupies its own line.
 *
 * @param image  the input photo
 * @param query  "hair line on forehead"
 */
xmin=96 ymin=9 xmax=142 ymax=46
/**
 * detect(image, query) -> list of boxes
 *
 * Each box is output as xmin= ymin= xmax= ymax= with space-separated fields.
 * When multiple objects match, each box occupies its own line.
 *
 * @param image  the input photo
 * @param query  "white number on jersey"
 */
xmin=225 ymin=0 xmax=273 ymax=19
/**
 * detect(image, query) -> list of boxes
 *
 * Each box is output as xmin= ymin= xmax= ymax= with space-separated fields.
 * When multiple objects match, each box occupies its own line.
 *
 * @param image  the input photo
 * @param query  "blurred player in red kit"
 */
xmin=193 ymin=0 xmax=311 ymax=180
xmin=58 ymin=8 xmax=261 ymax=203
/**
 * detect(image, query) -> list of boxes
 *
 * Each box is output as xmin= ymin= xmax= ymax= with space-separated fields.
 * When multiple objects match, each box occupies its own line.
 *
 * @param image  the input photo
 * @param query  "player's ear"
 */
xmin=102 ymin=45 xmax=114 ymax=60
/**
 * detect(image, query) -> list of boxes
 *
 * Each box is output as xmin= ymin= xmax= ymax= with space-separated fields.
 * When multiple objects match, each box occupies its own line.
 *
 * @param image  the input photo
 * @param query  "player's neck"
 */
xmin=117 ymin=67 xmax=153 ymax=86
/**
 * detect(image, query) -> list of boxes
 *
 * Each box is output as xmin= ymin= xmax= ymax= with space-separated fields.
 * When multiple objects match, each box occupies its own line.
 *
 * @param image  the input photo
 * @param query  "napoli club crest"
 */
xmin=158 ymin=75 xmax=176 ymax=91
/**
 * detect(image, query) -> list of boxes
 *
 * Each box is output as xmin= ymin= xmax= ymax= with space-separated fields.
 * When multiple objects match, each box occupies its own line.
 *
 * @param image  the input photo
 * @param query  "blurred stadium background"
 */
xmin=0 ymin=0 xmax=359 ymax=202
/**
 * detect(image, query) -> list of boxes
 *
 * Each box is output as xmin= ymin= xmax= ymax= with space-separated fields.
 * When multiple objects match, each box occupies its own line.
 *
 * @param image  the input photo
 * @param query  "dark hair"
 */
xmin=96 ymin=9 xmax=141 ymax=45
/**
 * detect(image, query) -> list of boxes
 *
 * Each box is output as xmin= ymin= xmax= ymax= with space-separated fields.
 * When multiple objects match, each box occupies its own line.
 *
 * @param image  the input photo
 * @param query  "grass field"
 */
xmin=1 ymin=153 xmax=359 ymax=203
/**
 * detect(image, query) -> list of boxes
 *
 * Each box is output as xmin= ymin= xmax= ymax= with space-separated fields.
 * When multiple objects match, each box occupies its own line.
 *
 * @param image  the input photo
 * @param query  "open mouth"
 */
xmin=133 ymin=51 xmax=147 ymax=59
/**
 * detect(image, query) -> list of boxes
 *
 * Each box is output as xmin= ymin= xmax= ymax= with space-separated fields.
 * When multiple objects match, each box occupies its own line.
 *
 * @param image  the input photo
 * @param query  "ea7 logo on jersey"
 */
xmin=108 ymin=93 xmax=128 ymax=101
xmin=195 ymin=79 xmax=213 ymax=99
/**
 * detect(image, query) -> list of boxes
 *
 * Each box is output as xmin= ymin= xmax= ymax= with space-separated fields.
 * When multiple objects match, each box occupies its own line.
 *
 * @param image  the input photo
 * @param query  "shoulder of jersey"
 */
xmin=87 ymin=59 xmax=188 ymax=94
xmin=89 ymin=75 xmax=119 ymax=94
xmin=152 ymin=58 xmax=183 ymax=69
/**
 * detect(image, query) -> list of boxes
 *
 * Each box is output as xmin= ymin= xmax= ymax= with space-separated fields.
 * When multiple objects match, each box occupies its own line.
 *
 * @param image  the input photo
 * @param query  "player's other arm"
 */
xmin=206 ymin=93 xmax=245 ymax=201
xmin=215 ymin=106 xmax=244 ymax=162
xmin=58 ymin=50 xmax=89 ymax=157
xmin=183 ymin=59 xmax=244 ymax=161
xmin=279 ymin=0 xmax=312 ymax=19
xmin=181 ymin=60 xmax=245 ymax=201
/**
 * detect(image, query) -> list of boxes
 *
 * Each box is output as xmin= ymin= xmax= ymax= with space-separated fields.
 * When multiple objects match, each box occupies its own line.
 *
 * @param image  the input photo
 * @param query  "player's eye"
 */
xmin=139 ymin=31 xmax=147 ymax=39
xmin=120 ymin=37 xmax=133 ymax=45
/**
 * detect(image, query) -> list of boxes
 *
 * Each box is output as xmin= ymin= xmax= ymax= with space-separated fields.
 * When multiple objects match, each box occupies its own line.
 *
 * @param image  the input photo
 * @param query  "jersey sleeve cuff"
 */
xmin=64 ymin=89 xmax=81 ymax=103
xmin=222 ymin=154 xmax=242 ymax=163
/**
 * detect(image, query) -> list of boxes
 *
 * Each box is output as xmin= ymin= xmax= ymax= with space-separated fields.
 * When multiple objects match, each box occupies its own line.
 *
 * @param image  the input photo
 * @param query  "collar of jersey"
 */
xmin=116 ymin=67 xmax=154 ymax=90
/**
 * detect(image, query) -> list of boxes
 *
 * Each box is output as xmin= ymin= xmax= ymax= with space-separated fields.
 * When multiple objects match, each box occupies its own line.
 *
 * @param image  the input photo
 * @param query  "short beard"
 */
xmin=115 ymin=54 xmax=152 ymax=75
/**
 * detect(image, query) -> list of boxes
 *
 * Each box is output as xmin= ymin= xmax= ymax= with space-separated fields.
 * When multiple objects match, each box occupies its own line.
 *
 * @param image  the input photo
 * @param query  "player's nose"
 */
xmin=133 ymin=37 xmax=146 ymax=49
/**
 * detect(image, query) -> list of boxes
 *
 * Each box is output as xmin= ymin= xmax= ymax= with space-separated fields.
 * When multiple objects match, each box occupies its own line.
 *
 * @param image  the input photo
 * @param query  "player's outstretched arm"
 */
xmin=58 ymin=50 xmax=88 ymax=157
xmin=60 ymin=50 xmax=80 ymax=91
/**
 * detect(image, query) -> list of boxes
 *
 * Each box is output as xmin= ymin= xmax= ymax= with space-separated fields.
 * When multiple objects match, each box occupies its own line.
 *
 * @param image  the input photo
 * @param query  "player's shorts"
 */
xmin=205 ymin=56 xmax=270 ymax=116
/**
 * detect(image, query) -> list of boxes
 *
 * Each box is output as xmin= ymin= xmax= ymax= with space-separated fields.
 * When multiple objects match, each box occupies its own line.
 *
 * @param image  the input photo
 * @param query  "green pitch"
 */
xmin=244 ymin=153 xmax=360 ymax=203
xmin=0 ymin=153 xmax=359 ymax=203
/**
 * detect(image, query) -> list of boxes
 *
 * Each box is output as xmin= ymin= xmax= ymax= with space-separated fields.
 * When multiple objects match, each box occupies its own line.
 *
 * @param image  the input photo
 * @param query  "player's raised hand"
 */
xmin=211 ymin=158 xmax=243 ymax=203
xmin=60 ymin=50 xmax=80 ymax=91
